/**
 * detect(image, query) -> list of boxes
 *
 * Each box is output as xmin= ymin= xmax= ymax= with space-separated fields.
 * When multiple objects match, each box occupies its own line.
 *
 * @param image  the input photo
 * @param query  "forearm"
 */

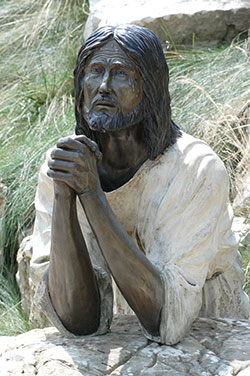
xmin=80 ymin=190 xmax=164 ymax=335
xmin=49 ymin=183 xmax=100 ymax=334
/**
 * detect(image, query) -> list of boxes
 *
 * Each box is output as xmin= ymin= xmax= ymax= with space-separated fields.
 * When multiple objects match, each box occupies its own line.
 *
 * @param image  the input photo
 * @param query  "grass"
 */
xmin=0 ymin=273 xmax=34 ymax=335
xmin=0 ymin=0 xmax=89 ymax=335
xmin=168 ymin=43 xmax=250 ymax=197
xmin=0 ymin=0 xmax=249 ymax=334
xmin=167 ymin=44 xmax=250 ymax=296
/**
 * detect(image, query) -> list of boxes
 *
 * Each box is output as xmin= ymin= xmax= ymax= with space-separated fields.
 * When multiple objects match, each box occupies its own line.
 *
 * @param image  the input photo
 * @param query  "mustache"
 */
xmin=92 ymin=96 xmax=121 ymax=110
xmin=85 ymin=99 xmax=144 ymax=133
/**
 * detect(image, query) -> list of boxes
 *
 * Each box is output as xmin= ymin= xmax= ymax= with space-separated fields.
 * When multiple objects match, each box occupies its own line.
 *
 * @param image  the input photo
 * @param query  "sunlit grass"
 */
xmin=0 ymin=0 xmax=249 ymax=334
xmin=168 ymin=41 xmax=250 ymax=198
xmin=168 ymin=43 xmax=250 ymax=295
xmin=0 ymin=273 xmax=35 ymax=335
xmin=0 ymin=0 xmax=89 ymax=334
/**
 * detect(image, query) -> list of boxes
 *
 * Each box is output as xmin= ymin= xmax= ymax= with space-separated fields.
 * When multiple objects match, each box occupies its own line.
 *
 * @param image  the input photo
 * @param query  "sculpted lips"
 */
xmin=93 ymin=96 xmax=119 ymax=111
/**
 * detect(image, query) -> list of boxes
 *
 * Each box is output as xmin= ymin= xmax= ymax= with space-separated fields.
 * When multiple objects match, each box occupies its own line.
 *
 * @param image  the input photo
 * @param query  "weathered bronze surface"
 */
xmin=47 ymin=25 xmax=182 ymax=336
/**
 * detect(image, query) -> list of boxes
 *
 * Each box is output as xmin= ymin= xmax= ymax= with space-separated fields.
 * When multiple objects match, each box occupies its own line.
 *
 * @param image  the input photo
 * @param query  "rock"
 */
xmin=0 ymin=315 xmax=250 ymax=375
xmin=84 ymin=0 xmax=250 ymax=47
xmin=232 ymin=217 xmax=250 ymax=247
xmin=16 ymin=236 xmax=33 ymax=318
xmin=16 ymin=236 xmax=51 ymax=328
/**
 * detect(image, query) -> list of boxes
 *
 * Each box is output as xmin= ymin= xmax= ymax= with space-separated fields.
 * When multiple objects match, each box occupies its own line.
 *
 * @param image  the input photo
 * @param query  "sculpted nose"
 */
xmin=99 ymin=71 xmax=111 ymax=94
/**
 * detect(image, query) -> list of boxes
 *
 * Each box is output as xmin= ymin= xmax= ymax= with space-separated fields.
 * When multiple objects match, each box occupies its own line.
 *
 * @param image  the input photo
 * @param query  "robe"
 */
xmin=31 ymin=132 xmax=249 ymax=344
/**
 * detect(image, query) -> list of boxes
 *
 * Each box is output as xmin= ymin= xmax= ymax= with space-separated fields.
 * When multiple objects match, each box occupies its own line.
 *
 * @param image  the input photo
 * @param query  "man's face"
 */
xmin=82 ymin=40 xmax=143 ymax=132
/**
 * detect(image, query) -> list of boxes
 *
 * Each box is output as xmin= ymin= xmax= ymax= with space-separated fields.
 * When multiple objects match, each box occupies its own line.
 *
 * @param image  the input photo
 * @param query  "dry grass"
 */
xmin=168 ymin=41 xmax=250 ymax=201
xmin=0 ymin=0 xmax=89 ymax=334
xmin=0 ymin=0 xmax=249 ymax=333
xmin=167 ymin=42 xmax=250 ymax=296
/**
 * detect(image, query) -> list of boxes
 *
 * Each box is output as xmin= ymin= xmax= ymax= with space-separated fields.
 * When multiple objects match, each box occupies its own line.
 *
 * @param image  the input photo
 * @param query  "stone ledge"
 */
xmin=0 ymin=315 xmax=250 ymax=375
xmin=84 ymin=0 xmax=250 ymax=47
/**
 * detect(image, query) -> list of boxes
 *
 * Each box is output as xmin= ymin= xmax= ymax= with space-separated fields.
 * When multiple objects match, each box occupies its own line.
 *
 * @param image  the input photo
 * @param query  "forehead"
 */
xmin=87 ymin=40 xmax=134 ymax=68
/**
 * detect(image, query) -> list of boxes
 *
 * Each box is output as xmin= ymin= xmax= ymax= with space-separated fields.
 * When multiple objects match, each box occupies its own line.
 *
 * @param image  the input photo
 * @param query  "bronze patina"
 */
xmin=47 ymin=25 xmax=181 ymax=336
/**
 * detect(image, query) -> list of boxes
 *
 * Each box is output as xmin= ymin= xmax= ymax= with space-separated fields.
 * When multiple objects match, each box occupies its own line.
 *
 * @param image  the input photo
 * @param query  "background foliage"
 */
xmin=0 ymin=0 xmax=249 ymax=335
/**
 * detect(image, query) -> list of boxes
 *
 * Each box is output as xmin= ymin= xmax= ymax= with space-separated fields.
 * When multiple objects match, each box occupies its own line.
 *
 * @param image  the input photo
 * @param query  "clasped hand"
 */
xmin=47 ymin=135 xmax=102 ymax=195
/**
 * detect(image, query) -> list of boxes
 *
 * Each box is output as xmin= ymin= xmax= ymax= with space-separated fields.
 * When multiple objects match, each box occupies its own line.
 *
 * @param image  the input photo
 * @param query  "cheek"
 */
xmin=83 ymin=78 xmax=99 ymax=109
xmin=122 ymin=79 xmax=141 ymax=99
xmin=129 ymin=81 xmax=142 ymax=105
xmin=84 ymin=75 xmax=101 ymax=95
xmin=84 ymin=77 xmax=94 ymax=94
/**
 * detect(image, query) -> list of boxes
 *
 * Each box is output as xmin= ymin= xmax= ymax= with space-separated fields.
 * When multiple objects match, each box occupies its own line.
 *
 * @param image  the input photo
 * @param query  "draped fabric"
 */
xmin=32 ymin=132 xmax=249 ymax=344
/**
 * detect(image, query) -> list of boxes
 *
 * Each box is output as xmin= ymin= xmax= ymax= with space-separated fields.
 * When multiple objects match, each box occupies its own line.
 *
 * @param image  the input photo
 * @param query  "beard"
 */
xmin=83 ymin=101 xmax=144 ymax=133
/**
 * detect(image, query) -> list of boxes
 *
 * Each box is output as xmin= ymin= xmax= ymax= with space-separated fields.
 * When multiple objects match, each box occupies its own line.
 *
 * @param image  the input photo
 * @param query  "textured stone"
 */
xmin=0 ymin=315 xmax=250 ymax=375
xmin=16 ymin=236 xmax=33 ymax=318
xmin=232 ymin=217 xmax=250 ymax=257
xmin=16 ymin=236 xmax=51 ymax=328
xmin=85 ymin=0 xmax=250 ymax=47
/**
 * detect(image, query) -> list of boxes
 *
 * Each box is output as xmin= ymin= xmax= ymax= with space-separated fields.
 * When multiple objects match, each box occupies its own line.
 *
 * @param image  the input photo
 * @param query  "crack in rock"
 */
xmin=0 ymin=316 xmax=250 ymax=375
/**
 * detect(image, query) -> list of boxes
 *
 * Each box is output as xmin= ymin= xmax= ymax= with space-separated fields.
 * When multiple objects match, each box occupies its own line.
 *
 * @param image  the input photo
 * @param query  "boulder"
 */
xmin=16 ymin=236 xmax=51 ymax=328
xmin=16 ymin=236 xmax=33 ymax=318
xmin=84 ymin=0 xmax=250 ymax=47
xmin=0 ymin=315 xmax=250 ymax=375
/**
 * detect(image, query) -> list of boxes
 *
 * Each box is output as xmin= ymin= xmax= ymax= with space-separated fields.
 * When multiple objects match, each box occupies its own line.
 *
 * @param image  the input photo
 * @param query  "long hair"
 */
xmin=74 ymin=24 xmax=181 ymax=160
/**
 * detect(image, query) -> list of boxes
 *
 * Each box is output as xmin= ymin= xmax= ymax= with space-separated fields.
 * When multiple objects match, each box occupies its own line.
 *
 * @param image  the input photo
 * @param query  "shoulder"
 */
xmin=161 ymin=132 xmax=228 ymax=183
xmin=169 ymin=132 xmax=223 ymax=164
xmin=141 ymin=132 xmax=229 ymax=205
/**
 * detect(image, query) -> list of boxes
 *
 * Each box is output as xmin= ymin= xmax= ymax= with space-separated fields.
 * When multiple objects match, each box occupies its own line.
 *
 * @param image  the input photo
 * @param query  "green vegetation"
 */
xmin=0 ymin=273 xmax=34 ymax=335
xmin=0 ymin=0 xmax=89 ymax=335
xmin=168 ymin=44 xmax=250 ymax=194
xmin=0 ymin=0 xmax=249 ymax=334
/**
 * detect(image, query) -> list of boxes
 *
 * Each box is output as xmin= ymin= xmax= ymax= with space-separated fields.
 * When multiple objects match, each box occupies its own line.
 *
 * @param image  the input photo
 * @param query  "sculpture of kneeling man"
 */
xmin=31 ymin=25 xmax=249 ymax=345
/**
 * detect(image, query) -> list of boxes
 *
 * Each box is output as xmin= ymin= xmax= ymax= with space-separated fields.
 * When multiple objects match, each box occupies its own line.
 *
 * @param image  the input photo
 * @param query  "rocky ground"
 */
xmin=0 ymin=315 xmax=250 ymax=375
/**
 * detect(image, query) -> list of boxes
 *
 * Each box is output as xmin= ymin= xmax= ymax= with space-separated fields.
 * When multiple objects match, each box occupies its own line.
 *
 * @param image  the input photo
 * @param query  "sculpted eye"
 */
xmin=90 ymin=65 xmax=102 ymax=74
xmin=116 ymin=69 xmax=127 ymax=77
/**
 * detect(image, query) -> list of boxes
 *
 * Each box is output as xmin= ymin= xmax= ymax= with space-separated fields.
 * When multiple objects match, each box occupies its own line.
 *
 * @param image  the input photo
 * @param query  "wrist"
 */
xmin=53 ymin=181 xmax=76 ymax=200
xmin=78 ymin=186 xmax=104 ymax=201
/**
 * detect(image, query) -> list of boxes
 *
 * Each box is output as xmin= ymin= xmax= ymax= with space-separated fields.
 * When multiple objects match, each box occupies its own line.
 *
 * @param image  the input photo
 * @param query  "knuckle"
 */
xmin=75 ymin=150 xmax=84 ymax=160
xmin=51 ymin=148 xmax=60 ymax=158
xmin=57 ymin=137 xmax=66 ymax=145
xmin=47 ymin=168 xmax=54 ymax=177
xmin=91 ymin=139 xmax=98 ymax=147
xmin=96 ymin=150 xmax=102 ymax=159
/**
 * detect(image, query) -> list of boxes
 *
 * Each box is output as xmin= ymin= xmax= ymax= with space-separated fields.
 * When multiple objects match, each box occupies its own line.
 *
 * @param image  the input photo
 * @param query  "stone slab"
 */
xmin=84 ymin=0 xmax=250 ymax=47
xmin=1 ymin=315 xmax=250 ymax=375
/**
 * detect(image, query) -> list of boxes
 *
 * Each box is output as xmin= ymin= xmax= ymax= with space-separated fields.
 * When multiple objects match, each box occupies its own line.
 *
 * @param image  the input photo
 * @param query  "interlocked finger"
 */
xmin=51 ymin=148 xmax=84 ymax=162
xmin=74 ymin=135 xmax=102 ymax=160
xmin=56 ymin=137 xmax=89 ymax=154
xmin=47 ymin=169 xmax=72 ymax=181
xmin=48 ymin=159 xmax=76 ymax=172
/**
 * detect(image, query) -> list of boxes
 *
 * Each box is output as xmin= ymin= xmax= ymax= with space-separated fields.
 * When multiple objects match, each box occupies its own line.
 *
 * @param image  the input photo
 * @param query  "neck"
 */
xmin=95 ymin=122 xmax=148 ymax=192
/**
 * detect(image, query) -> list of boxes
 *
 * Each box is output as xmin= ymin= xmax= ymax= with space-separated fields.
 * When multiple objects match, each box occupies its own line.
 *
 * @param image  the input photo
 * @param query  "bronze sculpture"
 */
xmin=32 ymin=25 xmax=249 ymax=344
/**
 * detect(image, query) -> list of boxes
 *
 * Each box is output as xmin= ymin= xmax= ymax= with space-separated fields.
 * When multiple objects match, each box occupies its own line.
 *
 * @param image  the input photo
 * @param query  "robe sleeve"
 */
xmin=30 ymin=149 xmax=113 ymax=336
xmin=137 ymin=139 xmax=238 ymax=344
